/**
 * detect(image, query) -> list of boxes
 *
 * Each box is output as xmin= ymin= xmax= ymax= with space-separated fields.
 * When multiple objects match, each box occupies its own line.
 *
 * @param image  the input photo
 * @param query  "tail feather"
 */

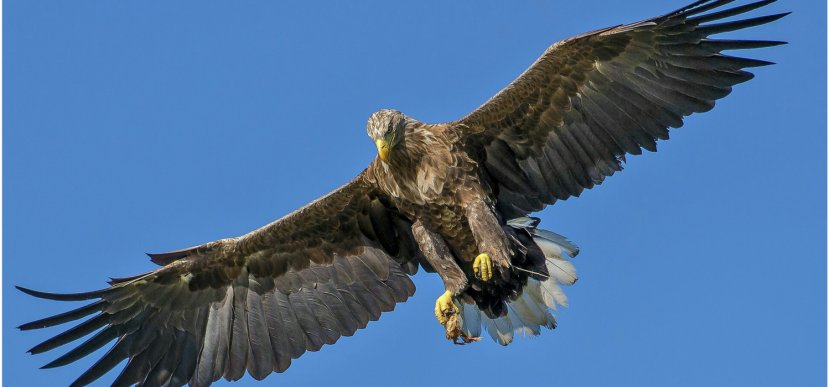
xmin=513 ymin=284 xmax=551 ymax=327
xmin=459 ymin=218 xmax=578 ymax=345
xmin=546 ymin=256 xmax=578 ymax=286
xmin=532 ymin=228 xmax=580 ymax=258
xmin=461 ymin=302 xmax=481 ymax=337
xmin=540 ymin=275 xmax=569 ymax=309
xmin=508 ymin=297 xmax=541 ymax=333
xmin=482 ymin=312 xmax=514 ymax=345
xmin=524 ymin=278 xmax=557 ymax=311
xmin=507 ymin=305 xmax=540 ymax=337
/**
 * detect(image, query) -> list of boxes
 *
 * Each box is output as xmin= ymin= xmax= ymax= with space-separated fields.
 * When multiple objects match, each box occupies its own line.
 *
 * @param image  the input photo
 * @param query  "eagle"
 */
xmin=18 ymin=1 xmax=786 ymax=386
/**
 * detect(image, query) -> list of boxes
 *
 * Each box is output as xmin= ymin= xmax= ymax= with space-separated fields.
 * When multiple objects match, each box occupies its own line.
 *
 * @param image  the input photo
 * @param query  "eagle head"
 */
xmin=367 ymin=109 xmax=408 ymax=163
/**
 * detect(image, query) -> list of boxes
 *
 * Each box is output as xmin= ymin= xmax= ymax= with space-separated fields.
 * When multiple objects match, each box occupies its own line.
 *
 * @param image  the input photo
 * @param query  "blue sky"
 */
xmin=4 ymin=1 xmax=825 ymax=386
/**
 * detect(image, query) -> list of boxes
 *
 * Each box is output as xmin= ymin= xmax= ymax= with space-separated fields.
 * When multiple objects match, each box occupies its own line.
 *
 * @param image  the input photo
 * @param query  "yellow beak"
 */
xmin=375 ymin=139 xmax=390 ymax=162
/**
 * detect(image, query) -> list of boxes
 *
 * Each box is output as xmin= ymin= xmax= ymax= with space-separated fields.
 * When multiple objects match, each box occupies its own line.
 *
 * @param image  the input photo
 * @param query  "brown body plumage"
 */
xmin=366 ymin=112 xmax=530 ymax=317
xmin=18 ymin=1 xmax=786 ymax=386
xmin=367 ymin=116 xmax=489 ymax=266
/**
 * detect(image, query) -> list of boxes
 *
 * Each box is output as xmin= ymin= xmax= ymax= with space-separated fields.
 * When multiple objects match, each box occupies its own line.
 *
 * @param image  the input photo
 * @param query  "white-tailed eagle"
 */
xmin=19 ymin=1 xmax=786 ymax=386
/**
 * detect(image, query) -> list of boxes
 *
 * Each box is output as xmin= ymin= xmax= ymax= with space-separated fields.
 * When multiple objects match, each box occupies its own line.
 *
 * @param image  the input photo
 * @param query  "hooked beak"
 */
xmin=375 ymin=139 xmax=390 ymax=163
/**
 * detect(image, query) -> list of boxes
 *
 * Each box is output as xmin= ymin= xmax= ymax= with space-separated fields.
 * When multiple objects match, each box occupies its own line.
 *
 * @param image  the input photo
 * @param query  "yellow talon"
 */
xmin=434 ymin=290 xmax=458 ymax=326
xmin=473 ymin=253 xmax=493 ymax=282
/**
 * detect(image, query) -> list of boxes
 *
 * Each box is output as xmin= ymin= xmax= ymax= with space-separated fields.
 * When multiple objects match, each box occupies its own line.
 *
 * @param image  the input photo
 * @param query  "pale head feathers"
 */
xmin=367 ymin=109 xmax=409 ymax=146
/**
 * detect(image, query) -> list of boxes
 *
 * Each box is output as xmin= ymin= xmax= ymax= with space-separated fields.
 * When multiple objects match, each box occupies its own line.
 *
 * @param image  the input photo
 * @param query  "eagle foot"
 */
xmin=434 ymin=290 xmax=458 ymax=325
xmin=473 ymin=253 xmax=493 ymax=282
xmin=445 ymin=312 xmax=482 ymax=345
xmin=435 ymin=291 xmax=481 ymax=344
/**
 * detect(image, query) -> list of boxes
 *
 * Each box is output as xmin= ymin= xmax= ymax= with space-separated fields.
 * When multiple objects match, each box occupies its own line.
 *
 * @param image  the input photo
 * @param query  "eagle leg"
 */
xmin=465 ymin=199 xmax=512 ymax=275
xmin=411 ymin=220 xmax=468 ymax=295
xmin=410 ymin=220 xmax=475 ymax=337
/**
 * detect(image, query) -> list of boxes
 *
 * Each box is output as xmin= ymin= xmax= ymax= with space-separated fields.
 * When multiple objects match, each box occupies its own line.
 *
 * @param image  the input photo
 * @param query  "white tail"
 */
xmin=458 ymin=219 xmax=579 ymax=345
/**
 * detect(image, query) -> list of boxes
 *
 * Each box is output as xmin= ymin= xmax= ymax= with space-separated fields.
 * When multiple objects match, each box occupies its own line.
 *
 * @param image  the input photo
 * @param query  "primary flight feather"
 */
xmin=18 ymin=1 xmax=787 ymax=385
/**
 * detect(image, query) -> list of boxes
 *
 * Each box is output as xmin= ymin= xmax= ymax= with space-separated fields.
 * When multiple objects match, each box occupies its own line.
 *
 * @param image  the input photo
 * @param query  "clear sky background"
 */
xmin=4 ymin=1 xmax=825 ymax=386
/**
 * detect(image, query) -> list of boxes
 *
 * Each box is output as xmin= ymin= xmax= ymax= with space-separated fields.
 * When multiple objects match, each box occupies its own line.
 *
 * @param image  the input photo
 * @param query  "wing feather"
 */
xmin=273 ymin=290 xmax=307 ymax=360
xmin=225 ymin=280 xmax=250 ymax=381
xmin=245 ymin=288 xmax=274 ymax=381
xmin=455 ymin=0 xmax=786 ymax=215
xmin=18 ymin=174 xmax=419 ymax=386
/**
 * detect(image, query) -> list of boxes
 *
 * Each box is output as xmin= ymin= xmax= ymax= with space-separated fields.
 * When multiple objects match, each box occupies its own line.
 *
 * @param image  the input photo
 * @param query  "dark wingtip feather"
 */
xmin=775 ymin=11 xmax=793 ymax=20
xmin=687 ymin=0 xmax=779 ymax=24
xmin=108 ymin=271 xmax=152 ymax=285
xmin=728 ymin=56 xmax=776 ymax=67
xmin=701 ymin=39 xmax=787 ymax=52
xmin=673 ymin=0 xmax=732 ymax=16
xmin=41 ymin=358 xmax=71 ymax=369
xmin=763 ymin=40 xmax=787 ymax=47
xmin=39 ymin=326 xmax=120 ymax=369
xmin=146 ymin=246 xmax=197 ymax=266
xmin=674 ymin=0 xmax=737 ymax=18
xmin=18 ymin=300 xmax=105 ymax=331
xmin=28 ymin=314 xmax=111 ymax=355
xmin=698 ymin=12 xmax=791 ymax=36
xmin=16 ymin=285 xmax=110 ymax=301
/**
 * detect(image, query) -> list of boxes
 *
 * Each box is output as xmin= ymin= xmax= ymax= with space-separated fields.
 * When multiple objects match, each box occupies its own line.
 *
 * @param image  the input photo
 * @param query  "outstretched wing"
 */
xmin=18 ymin=171 xmax=423 ymax=387
xmin=454 ymin=0 xmax=787 ymax=217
